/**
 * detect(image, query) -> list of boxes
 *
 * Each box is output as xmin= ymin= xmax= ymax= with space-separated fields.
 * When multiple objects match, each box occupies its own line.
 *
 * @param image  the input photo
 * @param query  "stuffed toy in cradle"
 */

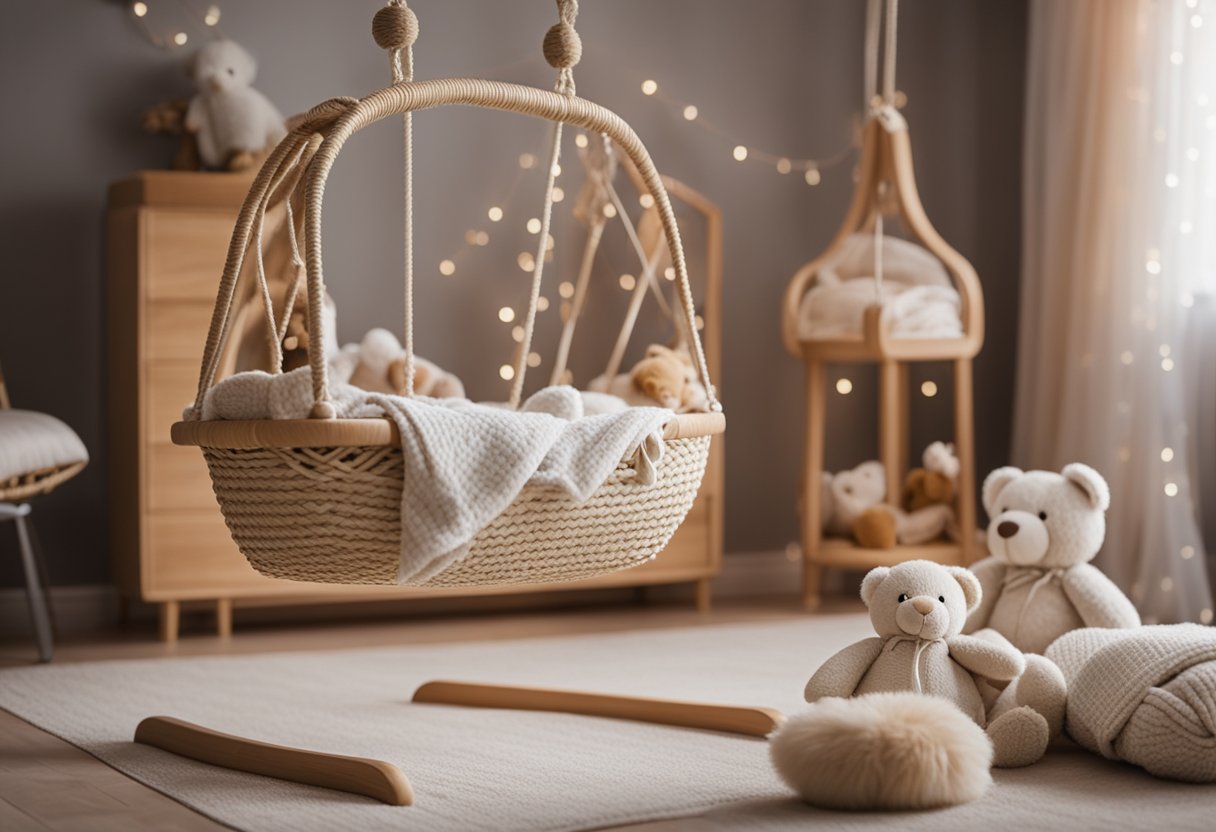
xmin=588 ymin=343 xmax=708 ymax=412
xmin=819 ymin=457 xmax=954 ymax=549
xmin=963 ymin=464 xmax=1140 ymax=742
xmin=185 ymin=40 xmax=287 ymax=171
xmin=346 ymin=329 xmax=465 ymax=399
xmin=771 ymin=560 xmax=1052 ymax=811
xmin=903 ymin=440 xmax=959 ymax=511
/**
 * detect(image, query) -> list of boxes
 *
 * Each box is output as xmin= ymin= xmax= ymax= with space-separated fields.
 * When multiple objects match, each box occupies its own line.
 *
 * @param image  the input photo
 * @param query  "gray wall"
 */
xmin=0 ymin=0 xmax=1026 ymax=588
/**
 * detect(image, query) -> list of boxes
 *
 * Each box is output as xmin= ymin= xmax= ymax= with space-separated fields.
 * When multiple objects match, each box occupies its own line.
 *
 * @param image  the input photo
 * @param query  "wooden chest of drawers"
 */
xmin=106 ymin=171 xmax=723 ymax=640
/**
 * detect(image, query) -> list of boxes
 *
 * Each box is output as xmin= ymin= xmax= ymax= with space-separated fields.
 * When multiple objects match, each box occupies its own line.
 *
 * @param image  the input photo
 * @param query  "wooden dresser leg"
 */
xmin=694 ymin=578 xmax=712 ymax=613
xmin=802 ymin=360 xmax=826 ymax=611
xmin=159 ymin=600 xmax=180 ymax=642
xmin=216 ymin=598 xmax=233 ymax=638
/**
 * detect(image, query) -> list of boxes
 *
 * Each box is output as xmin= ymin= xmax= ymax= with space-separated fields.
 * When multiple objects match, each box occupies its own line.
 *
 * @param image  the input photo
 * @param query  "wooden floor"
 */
xmin=0 ymin=596 xmax=852 ymax=832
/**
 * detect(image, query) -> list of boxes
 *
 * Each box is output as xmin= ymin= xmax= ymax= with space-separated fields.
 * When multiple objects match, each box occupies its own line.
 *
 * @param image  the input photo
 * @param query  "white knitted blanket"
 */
xmin=200 ymin=368 xmax=671 ymax=582
xmin=1046 ymin=624 xmax=1216 ymax=783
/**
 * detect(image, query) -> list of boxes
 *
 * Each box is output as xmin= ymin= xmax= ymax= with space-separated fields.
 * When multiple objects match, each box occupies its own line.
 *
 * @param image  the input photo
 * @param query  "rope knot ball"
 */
xmin=543 ymin=22 xmax=582 ymax=69
xmin=372 ymin=4 xmax=419 ymax=51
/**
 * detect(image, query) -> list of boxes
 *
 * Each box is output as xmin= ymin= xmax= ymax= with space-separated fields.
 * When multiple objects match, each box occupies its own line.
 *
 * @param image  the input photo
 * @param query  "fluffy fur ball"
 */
xmin=770 ymin=692 xmax=993 ymax=811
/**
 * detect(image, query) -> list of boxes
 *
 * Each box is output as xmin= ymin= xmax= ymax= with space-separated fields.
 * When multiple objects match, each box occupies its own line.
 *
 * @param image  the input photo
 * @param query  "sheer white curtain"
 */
xmin=1016 ymin=0 xmax=1215 ymax=624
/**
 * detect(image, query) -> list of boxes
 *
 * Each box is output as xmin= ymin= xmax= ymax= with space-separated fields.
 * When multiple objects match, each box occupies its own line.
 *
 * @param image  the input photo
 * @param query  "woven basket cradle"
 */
xmin=171 ymin=78 xmax=725 ymax=587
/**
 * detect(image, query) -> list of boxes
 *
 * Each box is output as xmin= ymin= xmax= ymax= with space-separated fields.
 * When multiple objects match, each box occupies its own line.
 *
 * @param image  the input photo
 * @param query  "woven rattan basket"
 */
xmin=171 ymin=78 xmax=725 ymax=587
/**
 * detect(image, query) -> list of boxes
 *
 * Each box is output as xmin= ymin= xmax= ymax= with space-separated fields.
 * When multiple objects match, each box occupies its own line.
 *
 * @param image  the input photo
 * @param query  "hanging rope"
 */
xmin=865 ymin=0 xmax=901 ymax=302
xmin=373 ymin=0 xmax=419 ymax=395
xmin=509 ymin=0 xmax=581 ymax=407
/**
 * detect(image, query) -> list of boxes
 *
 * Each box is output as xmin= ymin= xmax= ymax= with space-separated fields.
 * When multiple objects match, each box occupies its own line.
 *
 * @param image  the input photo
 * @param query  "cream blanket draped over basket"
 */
xmin=202 ymin=369 xmax=673 ymax=584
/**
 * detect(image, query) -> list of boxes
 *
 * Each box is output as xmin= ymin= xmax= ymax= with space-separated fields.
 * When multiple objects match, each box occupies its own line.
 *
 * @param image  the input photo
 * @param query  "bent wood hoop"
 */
xmin=174 ymin=78 xmax=724 ymax=587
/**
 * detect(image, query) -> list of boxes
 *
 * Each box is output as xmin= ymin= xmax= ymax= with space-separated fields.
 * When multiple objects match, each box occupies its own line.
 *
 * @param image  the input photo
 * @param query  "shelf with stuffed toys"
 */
xmin=783 ymin=99 xmax=983 ymax=606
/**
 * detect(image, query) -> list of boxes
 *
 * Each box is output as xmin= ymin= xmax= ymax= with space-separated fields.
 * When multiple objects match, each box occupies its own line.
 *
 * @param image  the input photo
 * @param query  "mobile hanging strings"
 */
xmin=372 ymin=0 xmax=420 ymax=395
xmin=509 ymin=0 xmax=582 ymax=408
xmin=864 ymin=0 xmax=901 ymax=307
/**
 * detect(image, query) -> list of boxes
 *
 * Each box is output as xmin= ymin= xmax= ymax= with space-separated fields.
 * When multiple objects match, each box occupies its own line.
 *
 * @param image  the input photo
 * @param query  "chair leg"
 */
xmin=12 ymin=508 xmax=54 ymax=663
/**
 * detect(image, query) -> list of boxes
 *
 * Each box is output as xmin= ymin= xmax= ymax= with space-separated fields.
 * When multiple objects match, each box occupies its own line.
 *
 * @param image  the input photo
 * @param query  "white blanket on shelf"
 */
xmin=199 ymin=368 xmax=671 ymax=583
xmin=798 ymin=232 xmax=964 ymax=340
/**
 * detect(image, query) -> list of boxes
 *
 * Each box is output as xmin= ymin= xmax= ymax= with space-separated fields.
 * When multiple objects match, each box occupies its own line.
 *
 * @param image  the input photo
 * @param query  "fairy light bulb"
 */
xmin=1161 ymin=577 xmax=1174 ymax=592
xmin=518 ymin=152 xmax=537 ymax=169
xmin=683 ymin=105 xmax=698 ymax=121
xmin=638 ymin=193 xmax=655 ymax=208
xmin=1162 ymin=357 xmax=1175 ymax=371
xmin=499 ymin=364 xmax=515 ymax=381
xmin=438 ymin=259 xmax=455 ymax=276
xmin=805 ymin=168 xmax=822 ymax=186
xmin=173 ymin=31 xmax=188 ymax=46
xmin=619 ymin=274 xmax=636 ymax=291
xmin=536 ymin=296 xmax=550 ymax=312
xmin=1164 ymin=482 xmax=1179 ymax=497
xmin=204 ymin=5 xmax=221 ymax=26
xmin=488 ymin=206 xmax=503 ymax=222
xmin=1120 ymin=351 xmax=1134 ymax=365
xmin=526 ymin=218 xmax=542 ymax=234
xmin=602 ymin=203 xmax=617 ymax=218
xmin=836 ymin=378 xmax=853 ymax=395
xmin=732 ymin=145 xmax=748 ymax=162
xmin=132 ymin=1 xmax=148 ymax=16
xmin=527 ymin=352 xmax=542 ymax=368
xmin=517 ymin=252 xmax=535 ymax=272
xmin=558 ymin=281 xmax=575 ymax=299
xmin=551 ymin=163 xmax=561 ymax=177
xmin=552 ymin=187 xmax=565 ymax=203
xmin=1165 ymin=173 xmax=1180 ymax=188
xmin=1170 ymin=51 xmax=1184 ymax=66
xmin=641 ymin=79 xmax=658 ymax=96
xmin=498 ymin=306 xmax=515 ymax=323
xmin=574 ymin=133 xmax=588 ymax=148
xmin=921 ymin=381 xmax=938 ymax=397
xmin=776 ymin=158 xmax=792 ymax=174
xmin=1182 ymin=545 xmax=1195 ymax=559
xmin=664 ymin=267 xmax=676 ymax=281
xmin=1161 ymin=447 xmax=1175 ymax=462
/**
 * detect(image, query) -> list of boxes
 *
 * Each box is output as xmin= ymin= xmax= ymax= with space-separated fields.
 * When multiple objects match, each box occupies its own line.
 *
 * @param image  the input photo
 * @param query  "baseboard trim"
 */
xmin=0 ymin=551 xmax=810 ymax=638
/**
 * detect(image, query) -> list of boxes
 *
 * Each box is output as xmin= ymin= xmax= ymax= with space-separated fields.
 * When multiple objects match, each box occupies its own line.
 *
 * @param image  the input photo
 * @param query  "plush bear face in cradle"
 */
xmin=982 ymin=464 xmax=1109 ymax=569
xmin=860 ymin=560 xmax=981 ymax=641
xmin=192 ymin=40 xmax=258 ymax=95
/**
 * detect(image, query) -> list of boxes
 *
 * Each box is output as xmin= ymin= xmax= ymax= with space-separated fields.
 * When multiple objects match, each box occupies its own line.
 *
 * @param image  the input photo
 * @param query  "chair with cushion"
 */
xmin=0 ymin=361 xmax=89 ymax=662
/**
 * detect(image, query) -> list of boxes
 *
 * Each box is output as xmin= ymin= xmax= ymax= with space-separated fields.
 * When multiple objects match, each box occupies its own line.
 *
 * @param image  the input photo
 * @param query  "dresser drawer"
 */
xmin=147 ymin=300 xmax=215 ymax=362
xmin=147 ymin=361 xmax=199 ymax=444
xmin=144 ymin=210 xmax=233 ymax=301
xmin=147 ymin=443 xmax=218 ymax=512
xmin=146 ymin=511 xmax=268 ymax=594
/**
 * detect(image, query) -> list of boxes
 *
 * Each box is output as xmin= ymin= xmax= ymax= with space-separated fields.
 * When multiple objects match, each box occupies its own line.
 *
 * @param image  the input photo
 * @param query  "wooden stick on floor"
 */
xmin=134 ymin=716 xmax=413 ymax=806
xmin=412 ymin=681 xmax=783 ymax=738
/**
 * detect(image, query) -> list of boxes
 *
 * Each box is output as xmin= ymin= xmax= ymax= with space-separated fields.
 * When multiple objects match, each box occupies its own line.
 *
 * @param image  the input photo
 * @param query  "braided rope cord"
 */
xmin=507 ymin=0 xmax=579 ymax=408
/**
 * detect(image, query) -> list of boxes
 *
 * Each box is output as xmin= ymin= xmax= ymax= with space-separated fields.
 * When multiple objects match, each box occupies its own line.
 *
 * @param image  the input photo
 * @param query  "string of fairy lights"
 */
xmin=128 ymin=1 xmax=224 ymax=48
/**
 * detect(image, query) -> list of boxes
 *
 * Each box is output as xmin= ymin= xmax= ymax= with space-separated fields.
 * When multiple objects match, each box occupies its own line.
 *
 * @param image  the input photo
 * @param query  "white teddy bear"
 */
xmin=965 ymin=464 xmax=1140 ymax=654
xmin=186 ymin=40 xmax=286 ymax=170
xmin=963 ymin=463 xmax=1141 ymax=743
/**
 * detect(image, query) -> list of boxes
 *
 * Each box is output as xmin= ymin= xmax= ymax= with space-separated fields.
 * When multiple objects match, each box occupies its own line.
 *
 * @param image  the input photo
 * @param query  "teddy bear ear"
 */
xmin=859 ymin=567 xmax=890 ymax=608
xmin=982 ymin=466 xmax=1023 ymax=516
xmin=1062 ymin=463 xmax=1110 ymax=511
xmin=946 ymin=566 xmax=982 ymax=614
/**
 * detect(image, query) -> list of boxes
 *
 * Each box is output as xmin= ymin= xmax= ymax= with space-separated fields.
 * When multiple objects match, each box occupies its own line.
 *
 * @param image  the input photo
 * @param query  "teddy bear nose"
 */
xmin=911 ymin=597 xmax=935 ymax=615
xmin=997 ymin=521 xmax=1019 ymax=539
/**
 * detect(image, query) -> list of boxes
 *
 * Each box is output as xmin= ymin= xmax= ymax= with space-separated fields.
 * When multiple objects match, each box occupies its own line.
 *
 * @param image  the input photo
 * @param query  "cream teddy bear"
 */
xmin=965 ymin=464 xmax=1141 ymax=653
xmin=347 ymin=329 xmax=465 ymax=399
xmin=804 ymin=559 xmax=1051 ymax=767
xmin=962 ymin=464 xmax=1140 ymax=743
xmin=185 ymin=40 xmax=286 ymax=171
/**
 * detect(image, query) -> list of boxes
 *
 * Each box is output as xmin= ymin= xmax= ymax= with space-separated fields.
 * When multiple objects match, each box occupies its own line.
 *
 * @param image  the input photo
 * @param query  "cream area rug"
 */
xmin=1 ymin=614 xmax=1213 ymax=832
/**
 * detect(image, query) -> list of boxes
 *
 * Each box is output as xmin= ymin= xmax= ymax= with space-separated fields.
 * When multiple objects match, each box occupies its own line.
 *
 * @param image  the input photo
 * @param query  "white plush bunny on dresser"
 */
xmin=185 ymin=39 xmax=286 ymax=171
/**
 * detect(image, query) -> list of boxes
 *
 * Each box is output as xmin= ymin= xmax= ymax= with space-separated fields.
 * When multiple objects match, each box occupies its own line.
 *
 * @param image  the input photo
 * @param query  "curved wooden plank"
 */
xmin=412 ymin=680 xmax=782 ymax=738
xmin=134 ymin=716 xmax=413 ymax=806
xmin=170 ymin=411 xmax=725 ymax=449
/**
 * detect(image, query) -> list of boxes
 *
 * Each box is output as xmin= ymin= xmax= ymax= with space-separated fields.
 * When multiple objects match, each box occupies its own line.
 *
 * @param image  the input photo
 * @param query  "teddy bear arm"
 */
xmin=803 ymin=637 xmax=885 ymax=702
xmin=946 ymin=634 xmax=1025 ymax=683
xmin=1060 ymin=564 xmax=1141 ymax=629
xmin=962 ymin=556 xmax=1007 ymax=634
